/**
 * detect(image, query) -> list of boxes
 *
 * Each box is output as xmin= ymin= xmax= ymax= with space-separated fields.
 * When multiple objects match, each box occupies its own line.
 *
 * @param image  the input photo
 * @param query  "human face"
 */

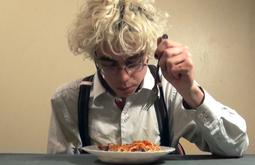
xmin=95 ymin=51 xmax=148 ymax=98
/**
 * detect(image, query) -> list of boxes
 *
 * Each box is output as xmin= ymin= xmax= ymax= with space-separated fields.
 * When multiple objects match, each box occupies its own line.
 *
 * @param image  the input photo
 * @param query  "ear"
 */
xmin=143 ymin=55 xmax=149 ymax=63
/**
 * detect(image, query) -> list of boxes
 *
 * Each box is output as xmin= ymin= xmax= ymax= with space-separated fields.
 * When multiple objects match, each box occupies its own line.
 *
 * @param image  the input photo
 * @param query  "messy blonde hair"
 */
xmin=68 ymin=0 xmax=168 ymax=59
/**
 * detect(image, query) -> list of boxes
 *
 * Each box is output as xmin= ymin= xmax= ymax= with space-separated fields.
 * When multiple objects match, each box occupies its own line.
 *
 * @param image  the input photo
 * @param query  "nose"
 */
xmin=117 ymin=68 xmax=130 ymax=82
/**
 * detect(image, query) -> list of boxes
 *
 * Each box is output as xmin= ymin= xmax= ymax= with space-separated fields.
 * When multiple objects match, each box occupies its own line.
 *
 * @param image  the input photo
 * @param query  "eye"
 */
xmin=126 ymin=62 xmax=140 ymax=68
xmin=125 ymin=56 xmax=143 ymax=67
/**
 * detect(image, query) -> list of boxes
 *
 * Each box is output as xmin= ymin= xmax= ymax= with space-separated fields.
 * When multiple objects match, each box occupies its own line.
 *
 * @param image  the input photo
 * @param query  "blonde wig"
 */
xmin=68 ymin=0 xmax=168 ymax=59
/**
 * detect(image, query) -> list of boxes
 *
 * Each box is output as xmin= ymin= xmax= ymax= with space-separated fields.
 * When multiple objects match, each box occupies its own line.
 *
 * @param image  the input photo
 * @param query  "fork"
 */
xmin=141 ymin=34 xmax=168 ymax=111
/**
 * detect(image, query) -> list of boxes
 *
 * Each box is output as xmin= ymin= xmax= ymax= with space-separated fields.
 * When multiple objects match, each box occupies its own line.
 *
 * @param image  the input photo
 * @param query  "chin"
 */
xmin=115 ymin=91 xmax=135 ymax=98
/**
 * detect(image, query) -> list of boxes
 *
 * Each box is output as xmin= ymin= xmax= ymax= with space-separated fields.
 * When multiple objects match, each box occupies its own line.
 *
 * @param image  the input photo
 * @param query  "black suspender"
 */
xmin=78 ymin=65 xmax=171 ymax=147
xmin=78 ymin=75 xmax=94 ymax=146
xmin=148 ymin=65 xmax=170 ymax=147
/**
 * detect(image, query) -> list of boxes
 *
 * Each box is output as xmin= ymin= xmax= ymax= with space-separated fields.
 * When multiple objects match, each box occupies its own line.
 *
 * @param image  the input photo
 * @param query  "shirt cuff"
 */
xmin=195 ymin=89 xmax=221 ymax=125
xmin=182 ymin=86 xmax=205 ymax=109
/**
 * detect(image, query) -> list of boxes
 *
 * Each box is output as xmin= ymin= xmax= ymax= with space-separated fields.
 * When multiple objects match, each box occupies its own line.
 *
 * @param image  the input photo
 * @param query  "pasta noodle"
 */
xmin=98 ymin=140 xmax=161 ymax=152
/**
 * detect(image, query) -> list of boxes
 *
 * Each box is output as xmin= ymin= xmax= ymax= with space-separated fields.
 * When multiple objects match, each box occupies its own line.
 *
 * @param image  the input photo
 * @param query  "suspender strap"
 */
xmin=148 ymin=65 xmax=170 ymax=146
xmin=78 ymin=75 xmax=94 ymax=147
xmin=154 ymin=95 xmax=170 ymax=146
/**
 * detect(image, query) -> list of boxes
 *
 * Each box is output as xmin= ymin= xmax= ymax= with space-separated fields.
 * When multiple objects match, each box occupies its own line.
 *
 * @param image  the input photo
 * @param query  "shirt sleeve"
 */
xmin=163 ymin=80 xmax=249 ymax=156
xmin=47 ymin=81 xmax=82 ymax=154
xmin=193 ymin=89 xmax=249 ymax=156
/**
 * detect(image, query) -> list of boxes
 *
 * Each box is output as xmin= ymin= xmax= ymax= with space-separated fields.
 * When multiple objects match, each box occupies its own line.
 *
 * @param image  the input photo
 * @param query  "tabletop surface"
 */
xmin=0 ymin=154 xmax=254 ymax=165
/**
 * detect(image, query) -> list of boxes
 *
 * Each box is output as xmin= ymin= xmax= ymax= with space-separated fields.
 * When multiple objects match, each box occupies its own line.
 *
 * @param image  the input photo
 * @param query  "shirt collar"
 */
xmin=142 ymin=66 xmax=156 ymax=90
xmin=91 ymin=66 xmax=155 ymax=100
xmin=91 ymin=72 xmax=106 ymax=100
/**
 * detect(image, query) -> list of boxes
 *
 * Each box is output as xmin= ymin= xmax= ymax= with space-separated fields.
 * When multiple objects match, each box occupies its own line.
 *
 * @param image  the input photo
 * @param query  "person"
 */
xmin=47 ymin=0 xmax=249 ymax=156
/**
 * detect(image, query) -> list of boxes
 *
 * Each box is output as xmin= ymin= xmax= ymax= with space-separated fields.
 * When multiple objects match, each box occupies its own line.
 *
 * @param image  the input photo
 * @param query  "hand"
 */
xmin=155 ymin=38 xmax=204 ymax=108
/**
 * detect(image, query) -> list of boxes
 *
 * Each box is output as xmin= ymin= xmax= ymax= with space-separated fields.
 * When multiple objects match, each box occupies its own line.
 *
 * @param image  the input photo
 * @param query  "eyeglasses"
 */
xmin=95 ymin=53 xmax=147 ymax=75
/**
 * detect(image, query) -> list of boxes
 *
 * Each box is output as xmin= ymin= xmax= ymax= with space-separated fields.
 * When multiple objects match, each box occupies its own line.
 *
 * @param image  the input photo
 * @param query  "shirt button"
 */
xmin=198 ymin=113 xmax=203 ymax=119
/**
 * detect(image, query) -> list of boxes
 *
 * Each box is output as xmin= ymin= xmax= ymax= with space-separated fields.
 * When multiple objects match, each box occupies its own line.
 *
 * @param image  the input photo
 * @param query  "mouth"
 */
xmin=116 ymin=85 xmax=136 ymax=93
xmin=117 ymin=86 xmax=133 ymax=91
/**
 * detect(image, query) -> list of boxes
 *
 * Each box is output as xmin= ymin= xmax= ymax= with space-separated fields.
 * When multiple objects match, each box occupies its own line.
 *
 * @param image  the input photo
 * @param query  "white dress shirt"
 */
xmin=47 ymin=67 xmax=249 ymax=156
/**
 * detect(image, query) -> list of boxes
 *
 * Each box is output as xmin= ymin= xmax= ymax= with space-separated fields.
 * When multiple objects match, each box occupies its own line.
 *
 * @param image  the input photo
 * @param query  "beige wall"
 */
xmin=0 ymin=0 xmax=254 ymax=154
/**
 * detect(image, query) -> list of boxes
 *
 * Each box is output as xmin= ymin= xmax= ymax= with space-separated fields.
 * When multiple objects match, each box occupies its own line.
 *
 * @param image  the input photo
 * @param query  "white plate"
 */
xmin=82 ymin=145 xmax=175 ymax=164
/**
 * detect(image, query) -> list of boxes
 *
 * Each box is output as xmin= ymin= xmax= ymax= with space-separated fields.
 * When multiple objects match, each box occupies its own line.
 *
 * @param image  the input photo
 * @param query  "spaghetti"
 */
xmin=98 ymin=140 xmax=161 ymax=152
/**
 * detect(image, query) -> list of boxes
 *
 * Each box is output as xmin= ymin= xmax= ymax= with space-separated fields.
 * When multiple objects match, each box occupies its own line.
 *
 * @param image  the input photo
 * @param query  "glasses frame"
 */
xmin=94 ymin=51 xmax=148 ymax=75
